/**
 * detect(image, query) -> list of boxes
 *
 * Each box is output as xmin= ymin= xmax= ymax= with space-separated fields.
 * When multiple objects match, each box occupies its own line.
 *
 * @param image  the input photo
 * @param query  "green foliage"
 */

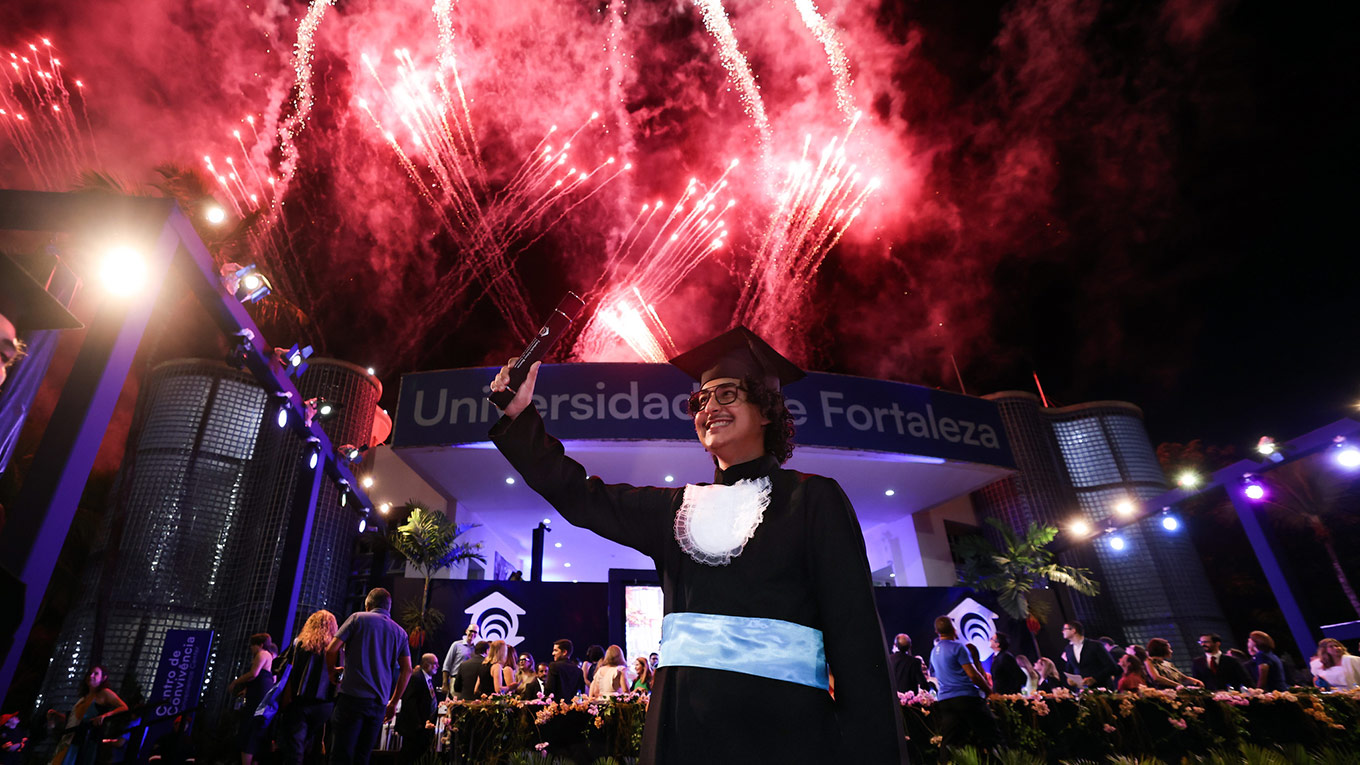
xmin=389 ymin=503 xmax=484 ymax=640
xmin=956 ymin=517 xmax=1100 ymax=622
xmin=390 ymin=503 xmax=484 ymax=579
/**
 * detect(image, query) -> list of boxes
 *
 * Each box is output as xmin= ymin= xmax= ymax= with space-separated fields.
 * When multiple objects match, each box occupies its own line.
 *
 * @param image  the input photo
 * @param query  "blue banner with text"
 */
xmin=395 ymin=363 xmax=1012 ymax=467
xmin=148 ymin=628 xmax=214 ymax=719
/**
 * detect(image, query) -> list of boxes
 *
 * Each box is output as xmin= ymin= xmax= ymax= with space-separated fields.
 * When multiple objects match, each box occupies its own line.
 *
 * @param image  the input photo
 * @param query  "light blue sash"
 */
xmin=657 ymin=612 xmax=830 ymax=690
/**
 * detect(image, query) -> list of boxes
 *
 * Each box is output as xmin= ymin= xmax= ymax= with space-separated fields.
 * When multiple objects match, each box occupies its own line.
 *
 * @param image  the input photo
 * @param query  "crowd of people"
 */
xmin=221 ymin=588 xmax=662 ymax=764
xmin=441 ymin=623 xmax=658 ymax=704
xmin=7 ymin=600 xmax=1359 ymax=763
xmin=886 ymin=617 xmax=1360 ymax=754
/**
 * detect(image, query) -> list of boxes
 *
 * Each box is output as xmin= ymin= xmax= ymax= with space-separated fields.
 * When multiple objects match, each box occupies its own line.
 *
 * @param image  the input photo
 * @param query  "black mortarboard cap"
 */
xmin=0 ymin=253 xmax=83 ymax=331
xmin=668 ymin=325 xmax=805 ymax=391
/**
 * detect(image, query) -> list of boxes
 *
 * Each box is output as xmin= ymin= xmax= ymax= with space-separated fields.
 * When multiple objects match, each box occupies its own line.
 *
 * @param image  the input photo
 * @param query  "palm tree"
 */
xmin=956 ymin=518 xmax=1101 ymax=627
xmin=1256 ymin=456 xmax=1360 ymax=619
xmin=389 ymin=503 xmax=485 ymax=648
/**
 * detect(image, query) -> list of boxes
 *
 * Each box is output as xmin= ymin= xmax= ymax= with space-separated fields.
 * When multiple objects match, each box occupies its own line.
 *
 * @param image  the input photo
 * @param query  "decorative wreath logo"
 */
xmin=464 ymin=591 xmax=526 ymax=648
xmin=947 ymin=597 xmax=999 ymax=662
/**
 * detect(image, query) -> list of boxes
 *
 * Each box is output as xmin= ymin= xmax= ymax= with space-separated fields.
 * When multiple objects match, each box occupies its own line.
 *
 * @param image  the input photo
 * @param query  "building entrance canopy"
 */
xmin=393 ymin=363 xmax=1016 ymax=579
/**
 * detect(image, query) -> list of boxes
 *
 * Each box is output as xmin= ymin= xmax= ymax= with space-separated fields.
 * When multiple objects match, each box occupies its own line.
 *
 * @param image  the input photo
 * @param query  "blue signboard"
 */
xmin=148 ymin=628 xmax=214 ymax=718
xmin=395 ymin=363 xmax=1013 ymax=468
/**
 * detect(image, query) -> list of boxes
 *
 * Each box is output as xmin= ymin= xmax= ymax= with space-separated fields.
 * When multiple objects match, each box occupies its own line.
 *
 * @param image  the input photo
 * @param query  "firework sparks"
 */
xmin=360 ymin=42 xmax=624 ymax=345
xmin=572 ymin=163 xmax=739 ymax=362
xmin=736 ymin=112 xmax=879 ymax=343
xmin=0 ymin=38 xmax=97 ymax=188
xmin=793 ymin=0 xmax=856 ymax=118
xmin=694 ymin=0 xmax=771 ymax=152
xmin=275 ymin=0 xmax=336 ymax=201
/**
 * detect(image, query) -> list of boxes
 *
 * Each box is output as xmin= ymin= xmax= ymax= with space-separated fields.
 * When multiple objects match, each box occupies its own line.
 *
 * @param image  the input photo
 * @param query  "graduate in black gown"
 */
xmin=489 ymin=327 xmax=908 ymax=764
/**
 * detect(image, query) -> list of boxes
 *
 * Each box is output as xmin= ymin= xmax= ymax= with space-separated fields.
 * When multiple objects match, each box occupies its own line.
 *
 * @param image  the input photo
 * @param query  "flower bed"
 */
xmin=901 ymin=687 xmax=1360 ymax=763
xmin=439 ymin=688 xmax=1360 ymax=763
xmin=442 ymin=693 xmax=648 ymax=763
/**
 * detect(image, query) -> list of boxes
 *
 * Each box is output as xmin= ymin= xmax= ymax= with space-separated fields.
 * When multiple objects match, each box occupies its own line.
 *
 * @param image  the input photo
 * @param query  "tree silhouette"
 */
xmin=1256 ymin=456 xmax=1360 ymax=619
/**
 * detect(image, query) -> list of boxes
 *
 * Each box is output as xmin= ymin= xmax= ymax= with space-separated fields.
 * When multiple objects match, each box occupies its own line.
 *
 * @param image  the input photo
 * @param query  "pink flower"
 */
xmin=1102 ymin=724 xmax=1116 ymax=733
xmin=1170 ymin=718 xmax=1188 ymax=730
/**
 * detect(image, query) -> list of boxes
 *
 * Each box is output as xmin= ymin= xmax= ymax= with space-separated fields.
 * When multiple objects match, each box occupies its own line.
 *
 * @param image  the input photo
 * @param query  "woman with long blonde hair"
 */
xmin=489 ymin=640 xmax=519 ymax=694
xmin=278 ymin=610 xmax=340 ymax=764
xmin=588 ymin=645 xmax=626 ymax=698
xmin=1311 ymin=638 xmax=1360 ymax=689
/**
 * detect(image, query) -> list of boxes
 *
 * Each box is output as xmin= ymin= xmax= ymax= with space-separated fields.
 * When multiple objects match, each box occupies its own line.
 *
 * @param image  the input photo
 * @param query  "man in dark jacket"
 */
xmin=888 ymin=634 xmax=928 ymax=694
xmin=396 ymin=654 xmax=439 ymax=765
xmin=544 ymin=639 xmax=585 ymax=700
xmin=1191 ymin=633 xmax=1252 ymax=690
xmin=1060 ymin=621 xmax=1119 ymax=689
xmin=989 ymin=633 xmax=1026 ymax=695
xmin=455 ymin=642 xmax=490 ymax=701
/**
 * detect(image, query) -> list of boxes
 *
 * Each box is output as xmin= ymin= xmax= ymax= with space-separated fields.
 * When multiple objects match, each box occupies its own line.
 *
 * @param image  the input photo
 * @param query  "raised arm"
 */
xmin=490 ymin=361 xmax=673 ymax=557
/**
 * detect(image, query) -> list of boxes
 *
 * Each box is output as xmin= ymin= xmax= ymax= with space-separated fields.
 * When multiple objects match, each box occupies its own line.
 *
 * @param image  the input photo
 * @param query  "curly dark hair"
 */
xmin=742 ymin=375 xmax=796 ymax=464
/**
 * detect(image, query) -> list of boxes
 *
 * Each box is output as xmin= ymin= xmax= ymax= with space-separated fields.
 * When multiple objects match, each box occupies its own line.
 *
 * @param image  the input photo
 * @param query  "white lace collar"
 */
xmin=675 ymin=477 xmax=771 ymax=566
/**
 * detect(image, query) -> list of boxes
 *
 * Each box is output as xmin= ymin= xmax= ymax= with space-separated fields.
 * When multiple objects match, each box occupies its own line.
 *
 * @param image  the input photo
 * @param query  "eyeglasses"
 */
xmin=686 ymin=383 xmax=746 ymax=415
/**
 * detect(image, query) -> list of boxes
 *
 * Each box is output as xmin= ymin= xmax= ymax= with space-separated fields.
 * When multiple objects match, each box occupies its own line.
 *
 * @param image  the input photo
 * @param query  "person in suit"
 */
xmin=989 ymin=633 xmax=1025 ymax=695
xmin=396 ymin=654 xmax=439 ymax=765
xmin=454 ymin=642 xmax=489 ymax=701
xmin=544 ymin=639 xmax=585 ymax=700
xmin=1060 ymin=621 xmax=1119 ymax=690
xmin=1191 ymin=633 xmax=1252 ymax=690
xmin=888 ymin=634 xmax=928 ymax=694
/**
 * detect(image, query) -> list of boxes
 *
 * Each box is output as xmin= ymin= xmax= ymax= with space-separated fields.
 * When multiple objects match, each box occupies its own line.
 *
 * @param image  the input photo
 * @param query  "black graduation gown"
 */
xmin=491 ymin=407 xmax=908 ymax=764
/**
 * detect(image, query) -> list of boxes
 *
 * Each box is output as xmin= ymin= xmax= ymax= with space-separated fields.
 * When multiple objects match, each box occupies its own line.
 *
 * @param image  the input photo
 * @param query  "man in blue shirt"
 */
xmin=326 ymin=588 xmax=413 ymax=765
xmin=928 ymin=615 xmax=1000 ymax=753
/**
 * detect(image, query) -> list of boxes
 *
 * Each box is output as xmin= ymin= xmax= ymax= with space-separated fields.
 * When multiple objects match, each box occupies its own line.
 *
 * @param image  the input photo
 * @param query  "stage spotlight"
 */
xmin=205 ymin=205 xmax=227 ymax=225
xmin=276 ymin=344 xmax=313 ymax=378
xmin=1109 ymin=535 xmax=1127 ymax=551
xmin=230 ymin=264 xmax=273 ymax=303
xmin=1176 ymin=471 xmax=1201 ymax=489
xmin=1069 ymin=519 xmax=1092 ymax=536
xmin=338 ymin=443 xmax=368 ymax=464
xmin=1333 ymin=438 xmax=1360 ymax=469
xmin=304 ymin=397 xmax=340 ymax=424
xmin=1113 ymin=499 xmax=1136 ymax=517
xmin=379 ymin=502 xmax=391 ymax=515
xmin=1242 ymin=474 xmax=1266 ymax=501
xmin=99 ymin=245 xmax=148 ymax=296
xmin=1256 ymin=436 xmax=1284 ymax=463
xmin=306 ymin=438 xmax=321 ymax=470
xmin=276 ymin=407 xmax=289 ymax=429
xmin=362 ymin=476 xmax=374 ymax=489
xmin=1161 ymin=514 xmax=1180 ymax=531
xmin=358 ymin=518 xmax=368 ymax=533
xmin=340 ymin=489 xmax=349 ymax=507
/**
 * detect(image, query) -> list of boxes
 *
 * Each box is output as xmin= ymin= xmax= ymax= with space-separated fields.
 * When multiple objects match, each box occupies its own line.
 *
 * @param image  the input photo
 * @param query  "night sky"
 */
xmin=2 ymin=0 xmax=1355 ymax=451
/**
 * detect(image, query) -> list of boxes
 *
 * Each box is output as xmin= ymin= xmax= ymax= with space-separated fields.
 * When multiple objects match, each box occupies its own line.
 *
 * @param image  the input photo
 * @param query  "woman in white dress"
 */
xmin=1310 ymin=638 xmax=1360 ymax=689
xmin=588 ymin=645 xmax=627 ymax=698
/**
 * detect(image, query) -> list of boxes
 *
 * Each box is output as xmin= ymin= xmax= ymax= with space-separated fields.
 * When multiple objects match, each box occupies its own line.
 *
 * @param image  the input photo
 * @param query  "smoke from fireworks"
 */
xmin=0 ymin=0 xmax=1229 ymax=392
